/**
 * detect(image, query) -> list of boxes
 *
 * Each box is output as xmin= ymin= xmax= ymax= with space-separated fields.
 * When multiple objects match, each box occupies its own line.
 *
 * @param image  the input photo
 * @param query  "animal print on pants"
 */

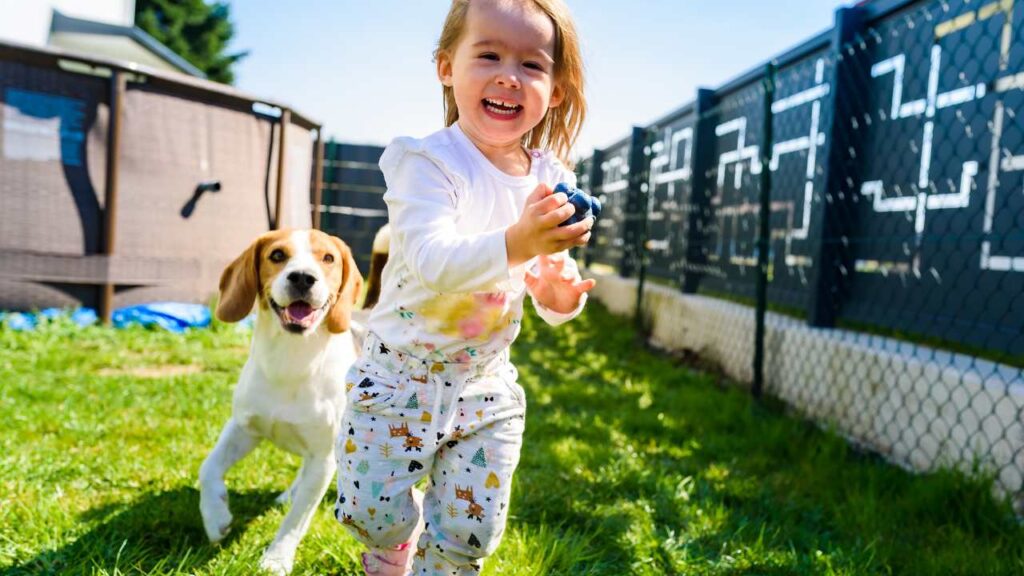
xmin=335 ymin=334 xmax=526 ymax=575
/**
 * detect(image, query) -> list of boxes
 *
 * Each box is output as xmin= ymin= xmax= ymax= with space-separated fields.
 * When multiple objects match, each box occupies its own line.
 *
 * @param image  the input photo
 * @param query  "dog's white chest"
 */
xmin=232 ymin=326 xmax=355 ymax=457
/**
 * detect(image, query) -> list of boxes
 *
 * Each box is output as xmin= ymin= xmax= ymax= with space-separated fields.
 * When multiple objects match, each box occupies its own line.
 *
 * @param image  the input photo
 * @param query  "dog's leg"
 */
xmin=199 ymin=418 xmax=260 ymax=543
xmin=260 ymin=454 xmax=335 ymax=576
xmin=274 ymin=464 xmax=304 ymax=505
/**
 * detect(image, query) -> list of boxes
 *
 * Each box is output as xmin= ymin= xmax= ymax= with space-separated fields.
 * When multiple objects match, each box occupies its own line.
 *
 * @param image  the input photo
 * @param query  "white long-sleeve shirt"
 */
xmin=366 ymin=122 xmax=587 ymax=363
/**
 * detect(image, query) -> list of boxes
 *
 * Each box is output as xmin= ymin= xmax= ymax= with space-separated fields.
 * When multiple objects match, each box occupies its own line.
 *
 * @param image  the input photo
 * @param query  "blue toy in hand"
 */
xmin=554 ymin=182 xmax=602 ymax=227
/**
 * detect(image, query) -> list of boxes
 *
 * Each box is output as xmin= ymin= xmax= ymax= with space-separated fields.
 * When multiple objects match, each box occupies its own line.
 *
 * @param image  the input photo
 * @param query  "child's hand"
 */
xmin=506 ymin=184 xmax=593 ymax=267
xmin=524 ymin=253 xmax=596 ymax=314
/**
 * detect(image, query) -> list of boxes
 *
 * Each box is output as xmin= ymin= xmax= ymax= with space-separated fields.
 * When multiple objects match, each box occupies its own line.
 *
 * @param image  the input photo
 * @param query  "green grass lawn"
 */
xmin=2 ymin=303 xmax=1024 ymax=575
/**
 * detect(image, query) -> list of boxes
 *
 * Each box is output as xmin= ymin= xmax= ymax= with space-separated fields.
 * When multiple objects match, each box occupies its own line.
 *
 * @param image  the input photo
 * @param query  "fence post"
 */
xmin=584 ymin=148 xmax=605 ymax=269
xmin=753 ymin=63 xmax=776 ymax=400
xmin=806 ymin=6 xmax=866 ymax=328
xmin=100 ymin=70 xmax=126 ymax=325
xmin=682 ymin=88 xmax=716 ymax=294
xmin=273 ymin=108 xmax=291 ymax=230
xmin=312 ymin=128 xmax=325 ymax=230
xmin=632 ymin=127 xmax=655 ymax=329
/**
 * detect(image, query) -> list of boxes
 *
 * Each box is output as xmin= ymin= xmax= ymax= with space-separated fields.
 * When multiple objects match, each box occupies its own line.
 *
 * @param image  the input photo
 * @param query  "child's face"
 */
xmin=437 ymin=0 xmax=564 ymax=151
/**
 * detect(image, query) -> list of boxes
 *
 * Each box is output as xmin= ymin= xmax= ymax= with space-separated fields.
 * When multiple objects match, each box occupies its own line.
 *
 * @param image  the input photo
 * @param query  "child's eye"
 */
xmin=524 ymin=62 xmax=545 ymax=72
xmin=479 ymin=52 xmax=499 ymax=61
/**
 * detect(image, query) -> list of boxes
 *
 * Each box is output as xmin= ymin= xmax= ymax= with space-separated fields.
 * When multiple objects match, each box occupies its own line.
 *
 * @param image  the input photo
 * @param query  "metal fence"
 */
xmin=317 ymin=142 xmax=387 ymax=275
xmin=584 ymin=0 xmax=1024 ymax=499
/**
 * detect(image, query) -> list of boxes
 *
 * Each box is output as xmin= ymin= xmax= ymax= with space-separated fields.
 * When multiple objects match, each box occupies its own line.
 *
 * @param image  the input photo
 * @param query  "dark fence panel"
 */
xmin=580 ymin=0 xmax=1024 ymax=359
xmin=318 ymin=142 xmax=388 ymax=275
xmin=587 ymin=139 xmax=632 ymax=273
xmin=645 ymin=106 xmax=696 ymax=285
xmin=836 ymin=0 xmax=1024 ymax=357
xmin=765 ymin=48 xmax=834 ymax=313
xmin=697 ymin=79 xmax=768 ymax=302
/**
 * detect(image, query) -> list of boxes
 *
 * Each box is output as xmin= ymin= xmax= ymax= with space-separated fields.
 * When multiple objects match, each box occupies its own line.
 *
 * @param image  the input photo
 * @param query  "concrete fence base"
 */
xmin=585 ymin=268 xmax=1024 ymax=501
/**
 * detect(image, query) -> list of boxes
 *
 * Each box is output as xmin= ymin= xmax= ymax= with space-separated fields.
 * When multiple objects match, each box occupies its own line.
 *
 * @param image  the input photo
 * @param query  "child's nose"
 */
xmin=495 ymin=68 xmax=521 ymax=89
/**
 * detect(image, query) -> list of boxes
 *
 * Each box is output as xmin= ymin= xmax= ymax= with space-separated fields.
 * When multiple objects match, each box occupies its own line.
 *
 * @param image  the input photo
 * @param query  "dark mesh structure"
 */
xmin=574 ymin=0 xmax=1024 ymax=501
xmin=317 ymin=142 xmax=388 ymax=275
xmin=0 ymin=41 xmax=320 ymax=314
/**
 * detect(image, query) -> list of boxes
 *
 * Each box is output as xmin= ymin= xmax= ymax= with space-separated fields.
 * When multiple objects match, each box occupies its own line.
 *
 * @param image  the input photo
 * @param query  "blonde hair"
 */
xmin=433 ymin=0 xmax=586 ymax=167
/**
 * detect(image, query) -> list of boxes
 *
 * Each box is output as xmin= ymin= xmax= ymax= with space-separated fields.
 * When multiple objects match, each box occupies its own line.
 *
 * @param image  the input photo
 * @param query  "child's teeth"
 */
xmin=485 ymin=99 xmax=519 ymax=115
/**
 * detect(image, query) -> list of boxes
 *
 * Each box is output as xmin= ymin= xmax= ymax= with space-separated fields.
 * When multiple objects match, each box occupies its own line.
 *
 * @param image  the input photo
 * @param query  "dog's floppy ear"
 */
xmin=216 ymin=234 xmax=267 ymax=323
xmin=327 ymin=235 xmax=363 ymax=334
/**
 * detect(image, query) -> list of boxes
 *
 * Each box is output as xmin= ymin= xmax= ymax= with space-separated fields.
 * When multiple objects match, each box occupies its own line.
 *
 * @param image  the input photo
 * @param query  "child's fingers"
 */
xmin=530 ymin=192 xmax=568 ymax=216
xmin=572 ymin=278 xmax=597 ymax=293
xmin=549 ymin=253 xmax=566 ymax=273
xmin=572 ymin=231 xmax=592 ymax=246
xmin=538 ymin=202 xmax=576 ymax=228
xmin=525 ymin=183 xmax=552 ymax=206
xmin=551 ymin=218 xmax=591 ymax=240
xmin=524 ymin=268 xmax=539 ymax=290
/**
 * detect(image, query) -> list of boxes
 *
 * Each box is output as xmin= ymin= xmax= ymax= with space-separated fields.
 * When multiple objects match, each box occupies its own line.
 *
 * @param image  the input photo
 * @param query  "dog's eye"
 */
xmin=269 ymin=249 xmax=287 ymax=263
xmin=323 ymin=253 xmax=335 ymax=264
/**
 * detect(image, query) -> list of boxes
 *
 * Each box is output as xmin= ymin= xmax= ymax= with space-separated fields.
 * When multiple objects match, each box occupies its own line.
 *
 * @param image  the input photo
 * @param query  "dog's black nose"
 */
xmin=288 ymin=271 xmax=317 ymax=289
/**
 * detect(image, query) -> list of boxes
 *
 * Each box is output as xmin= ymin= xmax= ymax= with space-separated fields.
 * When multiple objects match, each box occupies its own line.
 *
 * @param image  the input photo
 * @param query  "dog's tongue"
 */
xmin=286 ymin=302 xmax=314 ymax=322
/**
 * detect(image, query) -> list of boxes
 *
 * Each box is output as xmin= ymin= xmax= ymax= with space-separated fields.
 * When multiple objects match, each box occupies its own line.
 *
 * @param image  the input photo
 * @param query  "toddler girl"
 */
xmin=336 ymin=1 xmax=593 ymax=573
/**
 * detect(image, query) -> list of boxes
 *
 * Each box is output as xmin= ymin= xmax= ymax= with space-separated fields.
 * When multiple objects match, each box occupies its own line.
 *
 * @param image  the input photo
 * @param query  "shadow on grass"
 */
xmin=509 ymin=303 xmax=1024 ymax=574
xmin=4 ymin=487 xmax=280 ymax=576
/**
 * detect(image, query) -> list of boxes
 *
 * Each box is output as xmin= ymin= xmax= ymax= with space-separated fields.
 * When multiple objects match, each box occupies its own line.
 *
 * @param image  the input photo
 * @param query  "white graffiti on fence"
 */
xmin=710 ymin=58 xmax=830 ymax=277
xmin=645 ymin=125 xmax=694 ymax=252
xmin=859 ymin=0 xmax=1022 ymax=275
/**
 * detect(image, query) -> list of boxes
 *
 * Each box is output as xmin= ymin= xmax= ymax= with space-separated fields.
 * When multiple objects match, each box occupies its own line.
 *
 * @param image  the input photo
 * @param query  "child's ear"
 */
xmin=437 ymin=50 xmax=454 ymax=87
xmin=549 ymin=83 xmax=565 ymax=108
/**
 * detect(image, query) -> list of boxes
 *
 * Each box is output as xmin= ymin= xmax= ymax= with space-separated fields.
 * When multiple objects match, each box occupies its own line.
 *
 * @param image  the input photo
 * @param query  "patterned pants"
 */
xmin=335 ymin=334 xmax=526 ymax=575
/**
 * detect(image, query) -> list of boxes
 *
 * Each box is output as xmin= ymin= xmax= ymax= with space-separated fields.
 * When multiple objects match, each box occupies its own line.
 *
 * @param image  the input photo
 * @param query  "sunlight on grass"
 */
xmin=2 ymin=305 xmax=1024 ymax=574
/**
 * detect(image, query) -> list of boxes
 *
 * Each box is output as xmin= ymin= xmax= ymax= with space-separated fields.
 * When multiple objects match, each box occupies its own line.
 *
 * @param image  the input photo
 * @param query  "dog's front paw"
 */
xmin=260 ymin=547 xmax=295 ymax=576
xmin=199 ymin=488 xmax=233 ymax=544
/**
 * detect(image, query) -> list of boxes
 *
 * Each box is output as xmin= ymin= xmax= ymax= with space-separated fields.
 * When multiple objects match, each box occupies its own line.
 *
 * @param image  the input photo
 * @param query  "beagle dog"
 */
xmin=199 ymin=229 xmax=362 ymax=575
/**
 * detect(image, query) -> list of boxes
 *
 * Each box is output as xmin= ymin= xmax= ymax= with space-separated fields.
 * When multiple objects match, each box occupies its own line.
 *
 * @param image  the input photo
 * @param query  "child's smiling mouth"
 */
xmin=482 ymin=98 xmax=523 ymax=119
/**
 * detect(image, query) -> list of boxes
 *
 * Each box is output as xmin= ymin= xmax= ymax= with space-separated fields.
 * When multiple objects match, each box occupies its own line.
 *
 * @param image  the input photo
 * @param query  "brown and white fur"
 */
xmin=199 ymin=229 xmax=362 ymax=575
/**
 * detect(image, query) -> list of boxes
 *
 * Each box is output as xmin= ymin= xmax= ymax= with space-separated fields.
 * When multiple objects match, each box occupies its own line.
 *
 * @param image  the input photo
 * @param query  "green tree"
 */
xmin=134 ymin=0 xmax=247 ymax=84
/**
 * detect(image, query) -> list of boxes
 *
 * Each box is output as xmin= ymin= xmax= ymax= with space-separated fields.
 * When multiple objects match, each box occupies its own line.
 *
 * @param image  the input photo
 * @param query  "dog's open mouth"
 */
xmin=270 ymin=299 xmax=327 ymax=333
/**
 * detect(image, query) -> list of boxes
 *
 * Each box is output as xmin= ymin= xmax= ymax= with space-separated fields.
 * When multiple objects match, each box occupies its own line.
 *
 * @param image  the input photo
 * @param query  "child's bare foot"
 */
xmin=361 ymin=542 xmax=412 ymax=575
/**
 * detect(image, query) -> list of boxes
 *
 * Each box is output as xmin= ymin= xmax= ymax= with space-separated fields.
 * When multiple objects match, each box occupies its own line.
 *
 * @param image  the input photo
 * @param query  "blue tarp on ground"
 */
xmin=1 ymin=303 xmax=212 ymax=333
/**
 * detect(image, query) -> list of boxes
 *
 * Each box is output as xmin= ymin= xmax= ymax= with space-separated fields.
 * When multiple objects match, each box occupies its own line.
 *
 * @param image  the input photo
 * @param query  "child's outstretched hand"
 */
xmin=506 ymin=183 xmax=593 ymax=267
xmin=524 ymin=253 xmax=596 ymax=314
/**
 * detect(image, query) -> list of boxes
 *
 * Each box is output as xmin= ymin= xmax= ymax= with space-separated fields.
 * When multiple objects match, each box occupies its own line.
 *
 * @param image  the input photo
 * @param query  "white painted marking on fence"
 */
xmin=715 ymin=117 xmax=760 ymax=190
xmin=600 ymin=154 xmax=630 ymax=196
xmin=862 ymin=36 xmax=1013 ymax=274
xmin=771 ymin=84 xmax=830 ymax=114
xmin=711 ymin=58 xmax=829 ymax=270
xmin=926 ymin=161 xmax=977 ymax=209
xmin=919 ymin=121 xmax=935 ymax=189
xmin=600 ymin=180 xmax=629 ymax=193
xmin=872 ymin=54 xmax=906 ymax=118
xmin=996 ymin=72 xmax=1024 ymax=92
xmin=900 ymin=99 xmax=927 ymax=118
xmin=936 ymin=84 xmax=986 ymax=108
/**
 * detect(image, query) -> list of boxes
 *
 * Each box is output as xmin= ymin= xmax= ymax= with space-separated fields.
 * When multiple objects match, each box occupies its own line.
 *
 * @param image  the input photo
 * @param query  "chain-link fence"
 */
xmin=582 ymin=0 xmax=1024 ymax=502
